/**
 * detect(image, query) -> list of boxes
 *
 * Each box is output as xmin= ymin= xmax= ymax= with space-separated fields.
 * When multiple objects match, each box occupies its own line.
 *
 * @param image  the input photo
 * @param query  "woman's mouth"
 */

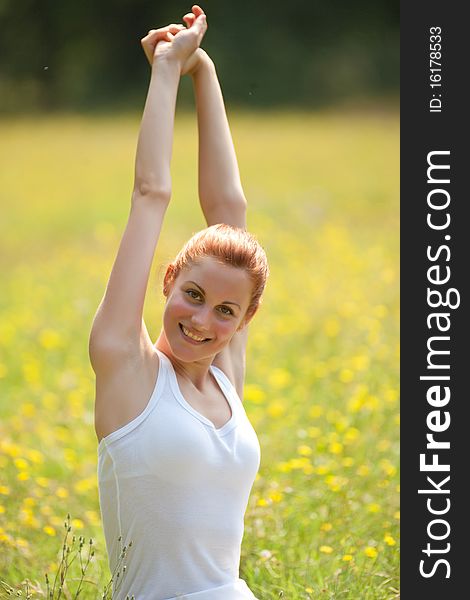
xmin=179 ymin=323 xmax=210 ymax=343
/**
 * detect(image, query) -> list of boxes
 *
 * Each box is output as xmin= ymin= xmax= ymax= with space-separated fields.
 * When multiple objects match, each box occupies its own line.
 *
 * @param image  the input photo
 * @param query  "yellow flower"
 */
xmin=297 ymin=445 xmax=312 ymax=456
xmin=352 ymin=355 xmax=369 ymax=371
xmin=74 ymin=478 xmax=96 ymax=494
xmin=357 ymin=464 xmax=370 ymax=476
xmin=305 ymin=587 xmax=314 ymax=594
xmin=71 ymin=518 xmax=84 ymax=530
xmin=0 ymin=505 xmax=5 ymax=514
xmin=267 ymin=401 xmax=285 ymax=418
xmin=257 ymin=498 xmax=267 ymax=507
xmin=22 ymin=361 xmax=41 ymax=385
xmin=394 ymin=511 xmax=400 ymax=520
xmin=268 ymin=368 xmax=292 ymax=389
xmin=364 ymin=546 xmax=378 ymax=558
xmin=379 ymin=458 xmax=397 ymax=476
xmin=342 ymin=554 xmax=353 ymax=562
xmin=64 ymin=448 xmax=77 ymax=465
xmin=377 ymin=440 xmax=391 ymax=452
xmin=385 ymin=388 xmax=399 ymax=404
xmin=325 ymin=475 xmax=346 ymax=492
xmin=0 ymin=530 xmax=12 ymax=543
xmin=276 ymin=461 xmax=292 ymax=473
xmin=320 ymin=522 xmax=333 ymax=532
xmin=20 ymin=402 xmax=36 ymax=417
xmin=344 ymin=427 xmax=359 ymax=442
xmin=319 ymin=545 xmax=333 ymax=554
xmin=85 ymin=510 xmax=101 ymax=525
xmin=309 ymin=405 xmax=324 ymax=419
xmin=27 ymin=449 xmax=44 ymax=464
xmin=0 ymin=485 xmax=10 ymax=495
xmin=244 ymin=384 xmax=266 ymax=404
xmin=307 ymin=426 xmax=322 ymax=438
xmin=43 ymin=526 xmax=56 ymax=536
xmin=38 ymin=328 xmax=62 ymax=349
xmin=56 ymin=487 xmax=69 ymax=499
xmin=329 ymin=442 xmax=343 ymax=455
xmin=14 ymin=458 xmax=29 ymax=470
xmin=384 ymin=534 xmax=396 ymax=546
xmin=35 ymin=477 xmax=50 ymax=488
xmin=17 ymin=471 xmax=30 ymax=481
xmin=1 ymin=440 xmax=21 ymax=457
xmin=339 ymin=369 xmax=354 ymax=383
xmin=268 ymin=490 xmax=283 ymax=503
xmin=367 ymin=503 xmax=381 ymax=513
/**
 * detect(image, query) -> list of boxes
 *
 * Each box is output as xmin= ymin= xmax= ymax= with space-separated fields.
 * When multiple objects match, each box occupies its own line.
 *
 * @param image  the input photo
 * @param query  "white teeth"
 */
xmin=182 ymin=325 xmax=206 ymax=342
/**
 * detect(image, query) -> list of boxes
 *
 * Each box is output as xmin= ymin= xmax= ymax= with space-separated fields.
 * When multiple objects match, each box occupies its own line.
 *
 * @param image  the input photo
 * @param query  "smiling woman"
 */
xmin=88 ymin=5 xmax=268 ymax=600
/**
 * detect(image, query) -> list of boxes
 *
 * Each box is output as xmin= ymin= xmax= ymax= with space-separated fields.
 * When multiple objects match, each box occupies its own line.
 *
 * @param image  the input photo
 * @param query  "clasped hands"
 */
xmin=141 ymin=4 xmax=208 ymax=76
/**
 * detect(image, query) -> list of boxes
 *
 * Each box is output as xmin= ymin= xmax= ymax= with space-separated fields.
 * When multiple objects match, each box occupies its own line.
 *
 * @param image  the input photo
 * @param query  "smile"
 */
xmin=179 ymin=323 xmax=210 ymax=343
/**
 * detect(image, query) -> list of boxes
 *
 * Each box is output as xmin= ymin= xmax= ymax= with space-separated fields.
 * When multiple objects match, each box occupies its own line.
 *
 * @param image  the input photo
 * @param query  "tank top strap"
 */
xmin=154 ymin=348 xmax=173 ymax=373
xmin=210 ymin=364 xmax=242 ymax=405
xmin=155 ymin=350 xmax=241 ymax=407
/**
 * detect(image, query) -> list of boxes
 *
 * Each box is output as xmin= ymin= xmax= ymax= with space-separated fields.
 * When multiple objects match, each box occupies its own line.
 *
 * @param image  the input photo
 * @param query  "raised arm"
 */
xmin=184 ymin=8 xmax=247 ymax=229
xmin=89 ymin=18 xmax=207 ymax=370
xmin=184 ymin=7 xmax=249 ymax=393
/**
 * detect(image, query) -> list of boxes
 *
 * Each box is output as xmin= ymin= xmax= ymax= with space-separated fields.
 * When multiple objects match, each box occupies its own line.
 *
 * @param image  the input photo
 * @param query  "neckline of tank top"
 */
xmin=156 ymin=348 xmax=238 ymax=436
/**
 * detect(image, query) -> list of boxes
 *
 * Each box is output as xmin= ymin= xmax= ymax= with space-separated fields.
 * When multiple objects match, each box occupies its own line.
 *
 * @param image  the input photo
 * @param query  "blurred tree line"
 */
xmin=0 ymin=0 xmax=398 ymax=112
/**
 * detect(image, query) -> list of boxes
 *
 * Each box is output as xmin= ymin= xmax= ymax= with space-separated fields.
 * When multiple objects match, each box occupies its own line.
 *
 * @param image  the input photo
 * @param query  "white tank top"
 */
xmin=97 ymin=349 xmax=261 ymax=600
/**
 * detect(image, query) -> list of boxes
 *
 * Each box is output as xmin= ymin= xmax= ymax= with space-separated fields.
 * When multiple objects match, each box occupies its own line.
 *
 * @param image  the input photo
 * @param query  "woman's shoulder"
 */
xmin=94 ymin=339 xmax=161 ymax=442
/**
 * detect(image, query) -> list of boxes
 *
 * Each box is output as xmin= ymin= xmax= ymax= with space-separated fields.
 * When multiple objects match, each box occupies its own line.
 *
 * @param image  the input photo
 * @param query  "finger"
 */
xmin=141 ymin=27 xmax=179 ymax=65
xmin=193 ymin=12 xmax=207 ymax=34
xmin=143 ymin=24 xmax=183 ymax=41
xmin=183 ymin=13 xmax=196 ymax=27
xmin=141 ymin=29 xmax=170 ymax=49
xmin=168 ymin=24 xmax=185 ymax=36
xmin=192 ymin=5 xmax=205 ymax=17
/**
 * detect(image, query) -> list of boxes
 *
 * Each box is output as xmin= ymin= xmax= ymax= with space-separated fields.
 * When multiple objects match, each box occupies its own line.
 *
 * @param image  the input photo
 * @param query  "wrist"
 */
xmin=151 ymin=55 xmax=183 ymax=77
xmin=189 ymin=49 xmax=213 ymax=78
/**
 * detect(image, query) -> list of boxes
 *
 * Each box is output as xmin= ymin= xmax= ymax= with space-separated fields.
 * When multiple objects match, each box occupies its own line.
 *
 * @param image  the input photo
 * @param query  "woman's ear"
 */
xmin=163 ymin=263 xmax=176 ymax=297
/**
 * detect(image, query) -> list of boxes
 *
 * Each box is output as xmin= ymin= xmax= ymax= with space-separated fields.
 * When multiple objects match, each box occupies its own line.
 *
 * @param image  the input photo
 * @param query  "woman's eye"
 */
xmin=218 ymin=306 xmax=234 ymax=316
xmin=186 ymin=290 xmax=201 ymax=300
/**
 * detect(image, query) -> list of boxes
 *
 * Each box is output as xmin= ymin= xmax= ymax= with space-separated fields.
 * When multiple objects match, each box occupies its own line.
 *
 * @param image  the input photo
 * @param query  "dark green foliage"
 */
xmin=0 ymin=1 xmax=398 ymax=113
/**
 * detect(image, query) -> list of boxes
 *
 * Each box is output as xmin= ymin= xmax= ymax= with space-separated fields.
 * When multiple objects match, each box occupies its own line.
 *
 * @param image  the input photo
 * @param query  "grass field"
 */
xmin=0 ymin=108 xmax=399 ymax=599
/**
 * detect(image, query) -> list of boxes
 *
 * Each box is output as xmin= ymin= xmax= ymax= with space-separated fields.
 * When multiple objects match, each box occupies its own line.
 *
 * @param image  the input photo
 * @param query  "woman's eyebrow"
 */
xmin=185 ymin=280 xmax=241 ymax=309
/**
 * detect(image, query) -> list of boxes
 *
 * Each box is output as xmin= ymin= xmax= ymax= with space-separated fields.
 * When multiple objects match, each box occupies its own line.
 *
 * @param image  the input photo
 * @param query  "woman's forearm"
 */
xmin=192 ymin=54 xmax=246 ymax=214
xmin=133 ymin=59 xmax=181 ymax=200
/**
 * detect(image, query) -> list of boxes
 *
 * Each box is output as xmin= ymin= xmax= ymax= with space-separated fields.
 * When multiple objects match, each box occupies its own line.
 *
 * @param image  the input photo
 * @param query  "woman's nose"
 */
xmin=191 ymin=307 xmax=211 ymax=331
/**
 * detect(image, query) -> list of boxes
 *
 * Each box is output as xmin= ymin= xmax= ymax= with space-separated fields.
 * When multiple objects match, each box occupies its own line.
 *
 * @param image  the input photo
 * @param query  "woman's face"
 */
xmin=162 ymin=256 xmax=253 ymax=362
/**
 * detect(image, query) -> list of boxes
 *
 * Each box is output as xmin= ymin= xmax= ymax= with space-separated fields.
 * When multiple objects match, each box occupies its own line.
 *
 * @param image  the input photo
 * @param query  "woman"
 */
xmin=89 ymin=5 xmax=268 ymax=599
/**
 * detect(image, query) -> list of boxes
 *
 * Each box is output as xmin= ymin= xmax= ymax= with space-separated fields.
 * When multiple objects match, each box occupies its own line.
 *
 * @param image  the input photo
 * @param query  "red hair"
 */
xmin=163 ymin=224 xmax=269 ymax=323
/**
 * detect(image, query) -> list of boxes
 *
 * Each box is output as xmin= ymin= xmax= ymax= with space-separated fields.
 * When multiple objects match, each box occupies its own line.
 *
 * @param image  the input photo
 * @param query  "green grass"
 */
xmin=0 ymin=108 xmax=399 ymax=599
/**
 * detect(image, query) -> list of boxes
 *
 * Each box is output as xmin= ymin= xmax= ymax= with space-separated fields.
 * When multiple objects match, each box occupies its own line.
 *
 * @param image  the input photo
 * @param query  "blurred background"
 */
xmin=0 ymin=0 xmax=399 ymax=113
xmin=0 ymin=1 xmax=399 ymax=597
